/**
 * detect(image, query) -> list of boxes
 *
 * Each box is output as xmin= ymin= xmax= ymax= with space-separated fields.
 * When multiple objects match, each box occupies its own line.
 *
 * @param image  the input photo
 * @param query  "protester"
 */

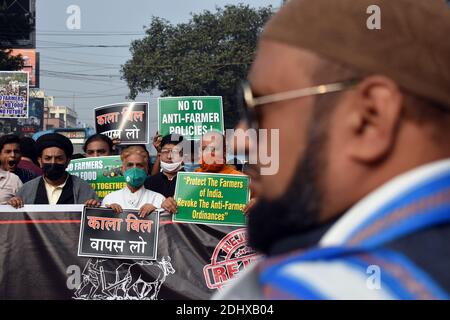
xmin=215 ymin=0 xmax=450 ymax=300
xmin=150 ymin=132 xmax=200 ymax=174
xmin=196 ymin=130 xmax=242 ymax=175
xmin=102 ymin=145 xmax=165 ymax=218
xmin=150 ymin=131 xmax=163 ymax=175
xmin=17 ymin=137 xmax=43 ymax=176
xmin=83 ymin=133 xmax=114 ymax=157
xmin=0 ymin=134 xmax=38 ymax=183
xmin=7 ymin=133 xmax=100 ymax=207
xmin=120 ymin=144 xmax=153 ymax=171
xmin=144 ymin=134 xmax=184 ymax=198
xmin=161 ymin=130 xmax=254 ymax=214
xmin=0 ymin=168 xmax=22 ymax=204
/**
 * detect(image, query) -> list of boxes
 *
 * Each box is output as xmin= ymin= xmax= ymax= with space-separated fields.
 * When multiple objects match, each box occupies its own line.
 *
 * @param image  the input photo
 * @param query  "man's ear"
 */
xmin=38 ymin=157 xmax=42 ymax=168
xmin=345 ymin=75 xmax=403 ymax=164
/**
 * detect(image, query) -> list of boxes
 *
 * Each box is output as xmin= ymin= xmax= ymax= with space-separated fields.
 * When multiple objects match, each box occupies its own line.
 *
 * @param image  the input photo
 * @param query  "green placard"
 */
xmin=158 ymin=96 xmax=224 ymax=140
xmin=173 ymin=172 xmax=249 ymax=226
xmin=67 ymin=156 xmax=126 ymax=200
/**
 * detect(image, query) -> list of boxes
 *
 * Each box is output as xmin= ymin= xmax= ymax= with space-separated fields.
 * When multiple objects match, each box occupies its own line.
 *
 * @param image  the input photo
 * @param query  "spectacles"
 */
xmin=238 ymin=79 xmax=359 ymax=130
xmin=160 ymin=148 xmax=182 ymax=157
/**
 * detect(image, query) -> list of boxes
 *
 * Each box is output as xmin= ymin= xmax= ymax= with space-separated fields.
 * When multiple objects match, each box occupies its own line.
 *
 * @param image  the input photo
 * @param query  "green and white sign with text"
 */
xmin=158 ymin=96 xmax=224 ymax=140
xmin=67 ymin=156 xmax=126 ymax=200
xmin=173 ymin=172 xmax=249 ymax=226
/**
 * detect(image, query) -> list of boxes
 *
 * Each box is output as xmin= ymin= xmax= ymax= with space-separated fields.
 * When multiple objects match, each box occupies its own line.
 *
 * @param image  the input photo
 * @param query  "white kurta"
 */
xmin=101 ymin=186 xmax=165 ymax=210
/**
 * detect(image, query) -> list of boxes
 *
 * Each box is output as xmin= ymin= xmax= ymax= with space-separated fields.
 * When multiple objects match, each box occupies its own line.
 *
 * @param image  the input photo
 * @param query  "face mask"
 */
xmin=183 ymin=162 xmax=200 ymax=172
xmin=124 ymin=167 xmax=147 ymax=188
xmin=160 ymin=161 xmax=183 ymax=173
xmin=42 ymin=163 xmax=67 ymax=181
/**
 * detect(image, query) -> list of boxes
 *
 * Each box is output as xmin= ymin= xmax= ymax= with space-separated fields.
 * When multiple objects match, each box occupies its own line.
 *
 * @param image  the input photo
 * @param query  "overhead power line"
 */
xmin=39 ymin=48 xmax=131 ymax=58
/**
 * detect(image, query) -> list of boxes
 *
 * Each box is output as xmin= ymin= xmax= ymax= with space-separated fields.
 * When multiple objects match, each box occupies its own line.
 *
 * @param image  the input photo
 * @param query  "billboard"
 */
xmin=0 ymin=71 xmax=29 ymax=118
xmin=57 ymin=129 xmax=87 ymax=145
xmin=10 ymin=49 xmax=39 ymax=87
xmin=0 ymin=0 xmax=36 ymax=49
xmin=16 ymin=97 xmax=44 ymax=136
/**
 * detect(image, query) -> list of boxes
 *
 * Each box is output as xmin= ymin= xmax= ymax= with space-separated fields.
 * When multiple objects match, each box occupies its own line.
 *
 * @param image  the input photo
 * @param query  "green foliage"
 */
xmin=0 ymin=49 xmax=24 ymax=70
xmin=121 ymin=4 xmax=274 ymax=128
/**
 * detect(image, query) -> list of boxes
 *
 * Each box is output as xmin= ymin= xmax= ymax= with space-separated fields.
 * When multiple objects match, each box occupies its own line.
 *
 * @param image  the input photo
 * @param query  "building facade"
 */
xmin=45 ymin=105 xmax=78 ymax=129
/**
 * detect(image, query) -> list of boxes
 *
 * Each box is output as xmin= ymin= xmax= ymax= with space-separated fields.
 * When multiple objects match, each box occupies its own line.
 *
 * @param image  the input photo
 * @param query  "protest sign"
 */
xmin=95 ymin=102 xmax=149 ymax=144
xmin=78 ymin=207 xmax=159 ymax=260
xmin=67 ymin=155 xmax=126 ymax=200
xmin=173 ymin=172 xmax=249 ymax=226
xmin=0 ymin=71 xmax=29 ymax=118
xmin=158 ymin=96 xmax=224 ymax=140
xmin=0 ymin=205 xmax=258 ymax=299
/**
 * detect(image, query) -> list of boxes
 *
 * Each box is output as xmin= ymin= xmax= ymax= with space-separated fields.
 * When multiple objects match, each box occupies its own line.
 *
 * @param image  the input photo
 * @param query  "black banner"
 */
xmin=78 ymin=207 xmax=159 ymax=260
xmin=0 ymin=205 xmax=259 ymax=300
xmin=94 ymin=102 xmax=149 ymax=145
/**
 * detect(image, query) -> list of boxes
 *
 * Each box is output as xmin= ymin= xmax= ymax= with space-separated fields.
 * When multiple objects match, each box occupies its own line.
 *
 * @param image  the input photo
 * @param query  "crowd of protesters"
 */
xmin=1 ymin=0 xmax=449 ymax=300
xmin=0 ymin=129 xmax=249 ymax=217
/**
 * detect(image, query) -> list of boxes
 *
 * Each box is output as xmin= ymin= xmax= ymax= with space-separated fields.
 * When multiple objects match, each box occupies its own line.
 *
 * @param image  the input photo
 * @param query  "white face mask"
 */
xmin=160 ymin=160 xmax=183 ymax=173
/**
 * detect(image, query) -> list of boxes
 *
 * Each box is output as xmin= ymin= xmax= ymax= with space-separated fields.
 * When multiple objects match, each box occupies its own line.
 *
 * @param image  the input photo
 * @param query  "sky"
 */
xmin=36 ymin=0 xmax=282 ymax=132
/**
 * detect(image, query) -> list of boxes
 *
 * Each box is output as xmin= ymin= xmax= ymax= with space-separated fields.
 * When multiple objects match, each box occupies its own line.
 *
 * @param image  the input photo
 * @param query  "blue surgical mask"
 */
xmin=124 ymin=167 xmax=147 ymax=188
xmin=183 ymin=162 xmax=200 ymax=172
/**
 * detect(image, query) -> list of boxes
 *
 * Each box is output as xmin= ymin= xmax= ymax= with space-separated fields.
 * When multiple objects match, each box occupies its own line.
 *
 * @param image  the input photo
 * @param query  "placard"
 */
xmin=95 ymin=102 xmax=149 ymax=144
xmin=173 ymin=172 xmax=249 ymax=226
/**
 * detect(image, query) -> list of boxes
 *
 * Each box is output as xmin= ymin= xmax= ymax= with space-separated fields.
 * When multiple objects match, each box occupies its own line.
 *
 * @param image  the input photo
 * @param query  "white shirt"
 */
xmin=44 ymin=176 xmax=69 ymax=205
xmin=0 ymin=169 xmax=22 ymax=204
xmin=101 ymin=186 xmax=165 ymax=210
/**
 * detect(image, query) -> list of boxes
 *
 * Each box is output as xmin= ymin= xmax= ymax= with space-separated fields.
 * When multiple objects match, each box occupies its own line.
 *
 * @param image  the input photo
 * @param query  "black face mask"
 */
xmin=42 ymin=163 xmax=67 ymax=181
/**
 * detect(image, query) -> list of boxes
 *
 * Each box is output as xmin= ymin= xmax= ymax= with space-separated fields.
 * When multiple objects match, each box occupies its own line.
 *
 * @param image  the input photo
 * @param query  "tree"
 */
xmin=121 ymin=4 xmax=274 ymax=129
xmin=0 ymin=49 xmax=24 ymax=70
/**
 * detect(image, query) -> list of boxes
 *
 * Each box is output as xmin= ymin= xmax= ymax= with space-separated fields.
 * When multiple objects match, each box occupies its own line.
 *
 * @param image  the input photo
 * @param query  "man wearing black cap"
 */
xmin=8 ymin=133 xmax=100 ymax=207
xmin=215 ymin=0 xmax=450 ymax=299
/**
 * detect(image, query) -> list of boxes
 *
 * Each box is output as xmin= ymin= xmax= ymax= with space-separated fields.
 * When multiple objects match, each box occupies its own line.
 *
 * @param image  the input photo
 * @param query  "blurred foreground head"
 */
xmin=246 ymin=0 xmax=450 ymax=254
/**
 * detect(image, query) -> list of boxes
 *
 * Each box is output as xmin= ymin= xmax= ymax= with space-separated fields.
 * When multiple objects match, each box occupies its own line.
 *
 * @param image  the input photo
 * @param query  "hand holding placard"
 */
xmin=173 ymin=172 xmax=249 ymax=226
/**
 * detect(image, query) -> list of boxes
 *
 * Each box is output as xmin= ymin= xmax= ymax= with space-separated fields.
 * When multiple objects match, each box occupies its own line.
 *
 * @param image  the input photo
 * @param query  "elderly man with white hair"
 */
xmin=102 ymin=145 xmax=165 ymax=218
